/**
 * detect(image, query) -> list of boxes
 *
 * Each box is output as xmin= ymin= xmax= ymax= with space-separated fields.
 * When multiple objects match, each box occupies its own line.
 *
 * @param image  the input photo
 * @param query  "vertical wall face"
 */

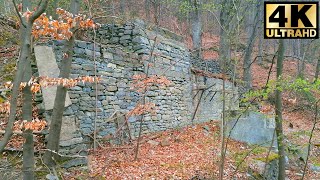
xmin=192 ymin=77 xmax=239 ymax=122
xmin=40 ymin=20 xmax=238 ymax=152
xmin=49 ymin=20 xmax=194 ymax=139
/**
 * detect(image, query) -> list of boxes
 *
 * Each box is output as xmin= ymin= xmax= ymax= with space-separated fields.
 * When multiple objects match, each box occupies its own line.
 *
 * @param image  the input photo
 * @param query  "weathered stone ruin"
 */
xmin=33 ymin=20 xmax=256 ymax=157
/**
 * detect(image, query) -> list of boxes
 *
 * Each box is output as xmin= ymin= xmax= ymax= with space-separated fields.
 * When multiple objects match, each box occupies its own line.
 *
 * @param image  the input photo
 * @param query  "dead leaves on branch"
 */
xmin=131 ymin=74 xmax=171 ymax=93
xmin=126 ymin=102 xmax=156 ymax=118
xmin=21 ymin=8 xmax=33 ymax=22
xmin=0 ymin=99 xmax=46 ymax=133
xmin=16 ymin=119 xmax=47 ymax=131
xmin=31 ymin=8 xmax=99 ymax=40
xmin=4 ymin=76 xmax=101 ymax=93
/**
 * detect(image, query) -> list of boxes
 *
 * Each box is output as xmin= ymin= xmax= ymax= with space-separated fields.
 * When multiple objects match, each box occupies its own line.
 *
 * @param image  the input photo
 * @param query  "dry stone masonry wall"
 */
xmin=39 ymin=20 xmax=239 ymax=153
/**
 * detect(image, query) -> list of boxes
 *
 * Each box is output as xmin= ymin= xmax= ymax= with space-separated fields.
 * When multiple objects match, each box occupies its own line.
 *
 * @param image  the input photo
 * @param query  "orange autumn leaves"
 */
xmin=0 ymin=102 xmax=47 ymax=132
xmin=127 ymin=74 xmax=171 ymax=118
xmin=0 ymin=101 xmax=10 ymax=114
xmin=31 ymin=8 xmax=98 ymax=40
xmin=126 ymin=102 xmax=156 ymax=118
xmin=4 ymin=76 xmax=101 ymax=94
xmin=14 ymin=119 xmax=47 ymax=132
xmin=131 ymin=74 xmax=171 ymax=93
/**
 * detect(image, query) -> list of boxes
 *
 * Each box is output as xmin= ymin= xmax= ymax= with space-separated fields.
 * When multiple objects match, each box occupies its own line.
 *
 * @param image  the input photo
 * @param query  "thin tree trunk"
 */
xmin=257 ymin=3 xmax=263 ymax=65
xmin=21 ymin=0 xmax=35 ymax=177
xmin=145 ymin=0 xmax=150 ymax=20
xmin=22 ymin=58 xmax=34 ymax=180
xmin=219 ymin=67 xmax=226 ymax=180
xmin=219 ymin=0 xmax=231 ymax=73
xmin=314 ymin=58 xmax=320 ymax=82
xmin=152 ymin=0 xmax=160 ymax=25
xmin=44 ymin=0 xmax=79 ymax=167
xmin=0 ymin=27 xmax=30 ymax=152
xmin=0 ymin=0 xmax=48 ymax=152
xmin=275 ymin=39 xmax=286 ymax=180
xmin=189 ymin=0 xmax=202 ymax=59
xmin=120 ymin=0 xmax=126 ymax=17
xmin=242 ymin=1 xmax=261 ymax=90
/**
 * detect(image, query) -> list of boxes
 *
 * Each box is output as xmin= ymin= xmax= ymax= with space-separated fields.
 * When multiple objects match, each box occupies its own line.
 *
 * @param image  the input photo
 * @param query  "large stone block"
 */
xmin=34 ymin=46 xmax=72 ymax=110
xmin=226 ymin=111 xmax=276 ymax=146
xmin=60 ymin=116 xmax=78 ymax=141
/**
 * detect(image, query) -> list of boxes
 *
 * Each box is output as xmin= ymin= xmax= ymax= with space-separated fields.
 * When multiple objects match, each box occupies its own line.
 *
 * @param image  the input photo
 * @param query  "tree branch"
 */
xmin=29 ymin=0 xmax=49 ymax=23
xmin=12 ymin=0 xmax=26 ymax=28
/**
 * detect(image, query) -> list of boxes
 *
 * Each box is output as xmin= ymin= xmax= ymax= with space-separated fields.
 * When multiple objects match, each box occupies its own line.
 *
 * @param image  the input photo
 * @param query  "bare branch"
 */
xmin=29 ymin=0 xmax=49 ymax=23
xmin=12 ymin=0 xmax=26 ymax=28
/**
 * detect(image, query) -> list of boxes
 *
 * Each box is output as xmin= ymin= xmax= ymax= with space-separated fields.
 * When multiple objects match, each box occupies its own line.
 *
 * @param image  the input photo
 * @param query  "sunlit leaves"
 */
xmin=4 ymin=76 xmax=101 ymax=93
xmin=32 ymin=8 xmax=99 ymax=40
xmin=22 ymin=119 xmax=47 ymax=131
xmin=0 ymin=101 xmax=10 ymax=114
xmin=131 ymin=74 xmax=171 ymax=93
xmin=21 ymin=8 xmax=33 ymax=22
xmin=242 ymin=77 xmax=320 ymax=104
xmin=126 ymin=102 xmax=156 ymax=118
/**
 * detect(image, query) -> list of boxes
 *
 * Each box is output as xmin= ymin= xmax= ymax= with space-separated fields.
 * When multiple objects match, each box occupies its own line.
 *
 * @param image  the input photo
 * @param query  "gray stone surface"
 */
xmin=39 ymin=19 xmax=239 ymax=154
xmin=249 ymin=159 xmax=278 ymax=180
xmin=226 ymin=111 xmax=276 ymax=146
xmin=61 ymin=158 xmax=88 ymax=169
xmin=34 ymin=46 xmax=72 ymax=110
xmin=60 ymin=116 xmax=78 ymax=141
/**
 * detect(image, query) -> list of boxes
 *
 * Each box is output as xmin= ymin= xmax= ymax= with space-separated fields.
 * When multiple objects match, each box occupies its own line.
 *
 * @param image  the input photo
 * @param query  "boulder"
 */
xmin=226 ymin=111 xmax=276 ymax=146
xmin=248 ymin=159 xmax=278 ymax=180
xmin=61 ymin=158 xmax=88 ymax=169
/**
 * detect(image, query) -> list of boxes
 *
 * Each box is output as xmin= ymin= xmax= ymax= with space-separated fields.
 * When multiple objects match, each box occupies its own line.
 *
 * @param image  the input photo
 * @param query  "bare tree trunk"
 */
xmin=275 ymin=39 xmax=286 ymax=180
xmin=219 ymin=1 xmax=231 ymax=71
xmin=219 ymin=63 xmax=226 ymax=180
xmin=48 ymin=0 xmax=58 ymax=19
xmin=144 ymin=0 xmax=150 ymax=20
xmin=22 ymin=58 xmax=34 ymax=180
xmin=257 ymin=3 xmax=263 ymax=65
xmin=44 ymin=0 xmax=79 ymax=167
xmin=152 ymin=0 xmax=160 ymax=25
xmin=242 ymin=1 xmax=261 ymax=90
xmin=0 ymin=0 xmax=48 ymax=153
xmin=189 ymin=0 xmax=202 ymax=59
xmin=314 ymin=58 xmax=320 ymax=82
xmin=20 ymin=2 xmax=35 ymax=178
xmin=120 ymin=0 xmax=126 ymax=16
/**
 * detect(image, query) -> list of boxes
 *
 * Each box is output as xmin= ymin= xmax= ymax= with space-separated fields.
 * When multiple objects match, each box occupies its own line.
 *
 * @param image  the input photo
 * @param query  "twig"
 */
xmin=0 ymin=130 xmax=46 ymax=135
xmin=40 ymin=149 xmax=87 ymax=159
xmin=12 ymin=0 xmax=26 ymax=28
xmin=262 ymin=129 xmax=276 ymax=177
xmin=191 ymin=90 xmax=204 ymax=125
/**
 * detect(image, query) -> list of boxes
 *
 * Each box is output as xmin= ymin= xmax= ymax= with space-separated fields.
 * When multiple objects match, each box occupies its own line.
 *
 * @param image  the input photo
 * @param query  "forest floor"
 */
xmin=61 ymin=119 xmax=320 ymax=180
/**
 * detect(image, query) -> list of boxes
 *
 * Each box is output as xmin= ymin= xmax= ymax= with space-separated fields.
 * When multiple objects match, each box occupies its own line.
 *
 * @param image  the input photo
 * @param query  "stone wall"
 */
xmin=39 ymin=20 xmax=239 ymax=153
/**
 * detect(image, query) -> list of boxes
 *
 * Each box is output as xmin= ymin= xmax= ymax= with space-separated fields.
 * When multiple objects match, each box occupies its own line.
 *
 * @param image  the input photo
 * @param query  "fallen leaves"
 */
xmin=0 ymin=101 xmax=10 ymax=114
xmin=63 ymin=121 xmax=248 ymax=179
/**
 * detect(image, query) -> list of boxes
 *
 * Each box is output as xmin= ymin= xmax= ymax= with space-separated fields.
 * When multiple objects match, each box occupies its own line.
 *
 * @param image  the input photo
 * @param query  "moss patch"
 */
xmin=1 ymin=62 xmax=16 ymax=82
xmin=255 ymin=152 xmax=279 ymax=163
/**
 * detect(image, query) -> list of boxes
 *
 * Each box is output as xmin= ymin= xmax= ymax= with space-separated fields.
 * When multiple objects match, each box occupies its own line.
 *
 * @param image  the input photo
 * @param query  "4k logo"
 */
xmin=264 ymin=2 xmax=319 ymax=39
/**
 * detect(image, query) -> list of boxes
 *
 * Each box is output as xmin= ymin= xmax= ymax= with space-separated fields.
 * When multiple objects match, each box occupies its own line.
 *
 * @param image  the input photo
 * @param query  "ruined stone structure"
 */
xmin=35 ymin=20 xmax=239 ymax=154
